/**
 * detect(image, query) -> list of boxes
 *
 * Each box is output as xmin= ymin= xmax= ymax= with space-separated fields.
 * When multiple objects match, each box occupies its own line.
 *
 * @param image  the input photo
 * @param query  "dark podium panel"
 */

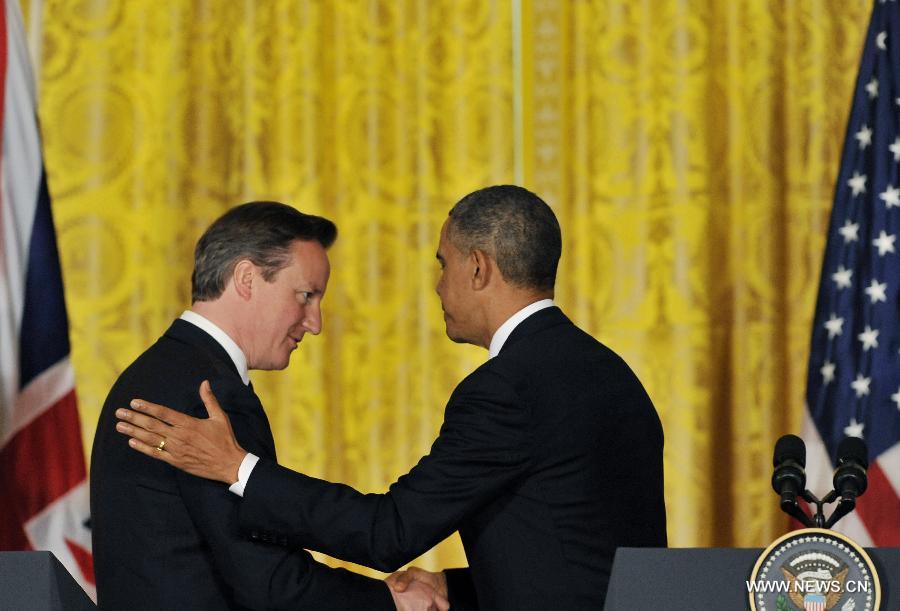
xmin=0 ymin=551 xmax=95 ymax=610
xmin=604 ymin=547 xmax=900 ymax=610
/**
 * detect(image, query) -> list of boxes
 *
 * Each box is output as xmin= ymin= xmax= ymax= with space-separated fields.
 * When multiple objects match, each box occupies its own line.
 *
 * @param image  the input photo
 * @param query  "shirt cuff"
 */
xmin=228 ymin=452 xmax=260 ymax=497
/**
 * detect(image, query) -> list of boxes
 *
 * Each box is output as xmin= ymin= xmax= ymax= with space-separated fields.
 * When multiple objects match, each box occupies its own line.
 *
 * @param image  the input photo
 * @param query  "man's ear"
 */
xmin=470 ymin=249 xmax=492 ymax=290
xmin=232 ymin=260 xmax=255 ymax=300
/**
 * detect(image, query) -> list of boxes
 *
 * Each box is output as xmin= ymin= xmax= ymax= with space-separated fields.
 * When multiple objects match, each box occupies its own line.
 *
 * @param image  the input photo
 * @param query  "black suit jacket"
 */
xmin=90 ymin=319 xmax=393 ymax=610
xmin=239 ymin=307 xmax=667 ymax=609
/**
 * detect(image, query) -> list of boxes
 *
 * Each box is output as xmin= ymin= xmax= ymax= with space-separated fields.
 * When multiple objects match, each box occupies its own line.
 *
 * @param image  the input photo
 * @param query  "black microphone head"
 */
xmin=837 ymin=436 xmax=868 ymax=468
xmin=772 ymin=435 xmax=807 ymax=502
xmin=834 ymin=435 xmax=869 ymax=500
xmin=774 ymin=434 xmax=806 ymax=468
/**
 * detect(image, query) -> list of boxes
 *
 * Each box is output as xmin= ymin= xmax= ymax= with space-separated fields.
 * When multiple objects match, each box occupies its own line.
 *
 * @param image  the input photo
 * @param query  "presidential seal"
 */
xmin=748 ymin=528 xmax=881 ymax=611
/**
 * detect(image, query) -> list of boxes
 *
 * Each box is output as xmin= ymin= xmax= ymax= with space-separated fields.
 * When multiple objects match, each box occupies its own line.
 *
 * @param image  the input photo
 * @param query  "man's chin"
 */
xmin=263 ymin=354 xmax=293 ymax=371
xmin=444 ymin=327 xmax=469 ymax=345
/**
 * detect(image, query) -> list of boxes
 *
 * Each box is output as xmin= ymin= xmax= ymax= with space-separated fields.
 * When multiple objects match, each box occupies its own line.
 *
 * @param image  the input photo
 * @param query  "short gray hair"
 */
xmin=192 ymin=201 xmax=336 ymax=302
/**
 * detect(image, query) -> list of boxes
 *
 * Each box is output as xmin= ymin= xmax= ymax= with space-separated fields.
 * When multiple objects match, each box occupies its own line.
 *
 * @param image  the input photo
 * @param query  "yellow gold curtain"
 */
xmin=26 ymin=0 xmax=870 ymax=571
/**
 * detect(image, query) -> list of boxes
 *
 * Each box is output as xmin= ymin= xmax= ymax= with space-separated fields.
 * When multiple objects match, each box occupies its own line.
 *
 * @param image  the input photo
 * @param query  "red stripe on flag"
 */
xmin=65 ymin=537 xmax=95 ymax=586
xmin=0 ymin=390 xmax=87 ymax=549
xmin=855 ymin=461 xmax=900 ymax=546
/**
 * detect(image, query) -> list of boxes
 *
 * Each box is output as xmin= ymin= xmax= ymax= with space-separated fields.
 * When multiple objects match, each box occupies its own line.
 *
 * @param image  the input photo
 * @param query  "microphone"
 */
xmin=833 ymin=436 xmax=868 ymax=500
xmin=772 ymin=434 xmax=811 ymax=525
xmin=824 ymin=436 xmax=869 ymax=528
xmin=772 ymin=434 xmax=806 ymax=506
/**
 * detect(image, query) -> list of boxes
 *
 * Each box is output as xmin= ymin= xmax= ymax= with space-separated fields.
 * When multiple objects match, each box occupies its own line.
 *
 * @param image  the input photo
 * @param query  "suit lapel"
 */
xmin=241 ymin=389 xmax=277 ymax=460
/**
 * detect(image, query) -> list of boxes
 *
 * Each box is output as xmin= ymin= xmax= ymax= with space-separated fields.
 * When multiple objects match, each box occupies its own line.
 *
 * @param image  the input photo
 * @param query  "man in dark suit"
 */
xmin=91 ymin=202 xmax=447 ymax=610
xmin=117 ymin=186 xmax=668 ymax=609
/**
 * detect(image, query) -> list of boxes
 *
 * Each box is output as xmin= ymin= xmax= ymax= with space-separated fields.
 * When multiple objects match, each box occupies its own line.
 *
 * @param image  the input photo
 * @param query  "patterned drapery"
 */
xmin=25 ymin=0 xmax=870 ymax=571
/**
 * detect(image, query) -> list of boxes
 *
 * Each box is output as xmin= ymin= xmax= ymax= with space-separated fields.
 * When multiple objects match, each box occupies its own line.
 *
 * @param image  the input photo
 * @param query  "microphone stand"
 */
xmin=774 ymin=436 xmax=868 ymax=530
xmin=781 ymin=493 xmax=814 ymax=528
xmin=823 ymin=495 xmax=858 ymax=529
xmin=785 ymin=489 xmax=853 ymax=529
xmin=798 ymin=489 xmax=838 ymax=528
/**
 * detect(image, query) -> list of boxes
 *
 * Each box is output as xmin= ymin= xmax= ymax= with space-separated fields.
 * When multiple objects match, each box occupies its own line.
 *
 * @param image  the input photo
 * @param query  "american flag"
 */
xmin=803 ymin=593 xmax=826 ymax=611
xmin=0 ymin=0 xmax=94 ymax=598
xmin=803 ymin=0 xmax=900 ymax=546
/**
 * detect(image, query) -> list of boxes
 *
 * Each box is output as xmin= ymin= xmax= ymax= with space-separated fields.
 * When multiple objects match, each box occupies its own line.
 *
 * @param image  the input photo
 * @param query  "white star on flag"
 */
xmin=844 ymin=418 xmax=865 ymax=438
xmin=839 ymin=220 xmax=860 ymax=242
xmin=866 ymin=78 xmax=879 ymax=98
xmin=891 ymin=137 xmax=900 ymax=161
xmin=847 ymin=172 xmax=868 ymax=196
xmin=880 ymin=184 xmax=900 ymax=208
xmin=821 ymin=361 xmax=836 ymax=384
xmin=832 ymin=266 xmax=853 ymax=289
xmin=893 ymin=387 xmax=900 ymax=410
xmin=865 ymin=279 xmax=887 ymax=303
xmin=872 ymin=230 xmax=896 ymax=256
xmin=877 ymin=31 xmax=888 ymax=49
xmin=824 ymin=314 xmax=844 ymax=338
xmin=858 ymin=325 xmax=880 ymax=351
xmin=850 ymin=374 xmax=871 ymax=398
xmin=855 ymin=124 xmax=874 ymax=149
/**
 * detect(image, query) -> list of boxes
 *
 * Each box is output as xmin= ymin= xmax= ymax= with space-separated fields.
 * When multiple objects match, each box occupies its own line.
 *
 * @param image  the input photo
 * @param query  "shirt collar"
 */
xmin=488 ymin=299 xmax=555 ymax=358
xmin=180 ymin=310 xmax=250 ymax=385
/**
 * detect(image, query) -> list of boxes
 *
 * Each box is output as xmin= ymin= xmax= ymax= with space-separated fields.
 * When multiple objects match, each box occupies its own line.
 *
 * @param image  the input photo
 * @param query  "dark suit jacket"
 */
xmin=238 ymin=307 xmax=667 ymax=609
xmin=90 ymin=319 xmax=393 ymax=610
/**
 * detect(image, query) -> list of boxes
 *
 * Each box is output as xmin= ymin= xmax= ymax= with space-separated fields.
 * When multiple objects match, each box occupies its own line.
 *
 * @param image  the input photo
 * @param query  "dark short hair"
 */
xmin=192 ymin=201 xmax=337 ymax=302
xmin=447 ymin=185 xmax=561 ymax=292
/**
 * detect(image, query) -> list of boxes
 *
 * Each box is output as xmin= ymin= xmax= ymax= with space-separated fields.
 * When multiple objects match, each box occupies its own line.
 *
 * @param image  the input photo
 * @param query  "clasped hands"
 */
xmin=115 ymin=382 xmax=451 ymax=610
xmin=387 ymin=566 xmax=449 ymax=611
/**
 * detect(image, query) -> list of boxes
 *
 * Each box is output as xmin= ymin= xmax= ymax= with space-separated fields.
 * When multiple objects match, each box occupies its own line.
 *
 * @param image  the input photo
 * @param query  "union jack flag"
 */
xmin=803 ymin=0 xmax=900 ymax=546
xmin=0 ymin=0 xmax=94 ymax=598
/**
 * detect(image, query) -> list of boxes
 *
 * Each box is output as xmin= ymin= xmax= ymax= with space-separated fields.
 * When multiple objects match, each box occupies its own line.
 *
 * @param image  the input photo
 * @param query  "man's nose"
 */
xmin=303 ymin=303 xmax=322 ymax=335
